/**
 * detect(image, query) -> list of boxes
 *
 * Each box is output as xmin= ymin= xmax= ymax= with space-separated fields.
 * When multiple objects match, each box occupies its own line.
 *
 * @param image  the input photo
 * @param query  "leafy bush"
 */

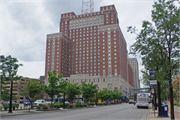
xmin=16 ymin=105 xmax=18 ymax=109
xmin=12 ymin=105 xmax=16 ymax=110
xmin=42 ymin=104 xmax=49 ymax=109
xmin=75 ymin=102 xmax=81 ymax=107
xmin=39 ymin=104 xmax=46 ymax=110
xmin=174 ymin=103 xmax=180 ymax=106
xmin=53 ymin=103 xmax=63 ymax=108
xmin=4 ymin=105 xmax=9 ymax=110
xmin=88 ymin=102 xmax=94 ymax=106
xmin=65 ymin=103 xmax=69 ymax=107
xmin=0 ymin=106 xmax=2 ymax=110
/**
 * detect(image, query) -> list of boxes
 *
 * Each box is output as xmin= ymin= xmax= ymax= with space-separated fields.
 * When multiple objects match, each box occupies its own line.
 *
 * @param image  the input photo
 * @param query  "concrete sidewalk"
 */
xmin=147 ymin=105 xmax=180 ymax=120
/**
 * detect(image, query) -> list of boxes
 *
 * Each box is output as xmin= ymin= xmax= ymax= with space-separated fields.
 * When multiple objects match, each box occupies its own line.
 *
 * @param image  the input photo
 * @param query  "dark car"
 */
xmin=3 ymin=101 xmax=19 ymax=106
xmin=129 ymin=100 xmax=135 ymax=104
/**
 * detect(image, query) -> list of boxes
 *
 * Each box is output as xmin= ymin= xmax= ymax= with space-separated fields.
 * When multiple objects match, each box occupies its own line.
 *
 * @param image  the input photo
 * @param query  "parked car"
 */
xmin=65 ymin=101 xmax=70 ymax=104
xmin=23 ymin=100 xmax=30 ymax=105
xmin=3 ymin=101 xmax=19 ymax=106
xmin=129 ymin=100 xmax=135 ymax=104
xmin=34 ymin=99 xmax=53 ymax=106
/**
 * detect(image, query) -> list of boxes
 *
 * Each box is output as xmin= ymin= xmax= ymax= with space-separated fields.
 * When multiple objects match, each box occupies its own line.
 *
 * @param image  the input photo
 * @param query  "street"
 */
xmin=2 ymin=103 xmax=149 ymax=120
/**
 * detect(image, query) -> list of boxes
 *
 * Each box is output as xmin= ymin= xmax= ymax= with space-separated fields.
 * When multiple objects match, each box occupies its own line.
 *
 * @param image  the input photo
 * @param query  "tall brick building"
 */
xmin=45 ymin=5 xmax=134 ymax=96
xmin=128 ymin=58 xmax=140 ymax=88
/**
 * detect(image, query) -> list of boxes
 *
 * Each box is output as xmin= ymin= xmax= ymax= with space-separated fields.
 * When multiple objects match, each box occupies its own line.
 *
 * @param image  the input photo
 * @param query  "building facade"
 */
xmin=3 ymin=77 xmax=43 ymax=103
xmin=45 ymin=5 xmax=134 ymax=96
xmin=128 ymin=58 xmax=140 ymax=88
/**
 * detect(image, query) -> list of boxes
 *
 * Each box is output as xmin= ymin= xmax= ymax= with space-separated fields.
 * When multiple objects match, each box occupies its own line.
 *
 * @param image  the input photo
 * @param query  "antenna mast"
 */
xmin=81 ymin=0 xmax=94 ymax=14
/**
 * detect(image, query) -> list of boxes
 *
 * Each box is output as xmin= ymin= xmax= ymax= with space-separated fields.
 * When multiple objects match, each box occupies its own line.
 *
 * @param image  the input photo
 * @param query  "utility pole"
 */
xmin=154 ymin=87 xmax=157 ymax=110
xmin=157 ymin=81 xmax=162 ymax=117
xmin=169 ymin=42 xmax=175 ymax=120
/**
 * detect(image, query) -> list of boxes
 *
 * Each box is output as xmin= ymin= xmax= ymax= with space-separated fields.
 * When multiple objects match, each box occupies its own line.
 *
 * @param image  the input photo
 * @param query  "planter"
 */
xmin=36 ymin=108 xmax=59 ymax=111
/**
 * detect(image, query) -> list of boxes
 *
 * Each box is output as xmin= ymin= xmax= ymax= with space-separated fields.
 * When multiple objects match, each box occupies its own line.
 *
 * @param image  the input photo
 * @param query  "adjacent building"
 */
xmin=45 ymin=5 xmax=135 ymax=96
xmin=128 ymin=58 xmax=140 ymax=88
xmin=3 ymin=77 xmax=43 ymax=103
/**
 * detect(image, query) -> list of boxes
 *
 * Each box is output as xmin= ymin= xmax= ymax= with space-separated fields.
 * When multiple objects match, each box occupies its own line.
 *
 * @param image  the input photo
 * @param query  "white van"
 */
xmin=136 ymin=93 xmax=150 ymax=108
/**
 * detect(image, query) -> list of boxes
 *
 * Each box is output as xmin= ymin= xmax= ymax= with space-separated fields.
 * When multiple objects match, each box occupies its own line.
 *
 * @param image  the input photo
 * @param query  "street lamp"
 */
xmin=63 ymin=78 xmax=68 ymax=109
xmin=96 ymin=86 xmax=99 ymax=106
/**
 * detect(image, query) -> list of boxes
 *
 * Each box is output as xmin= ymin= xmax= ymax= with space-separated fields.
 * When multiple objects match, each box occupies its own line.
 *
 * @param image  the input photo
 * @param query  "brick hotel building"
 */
xmin=45 ymin=5 xmax=135 ymax=95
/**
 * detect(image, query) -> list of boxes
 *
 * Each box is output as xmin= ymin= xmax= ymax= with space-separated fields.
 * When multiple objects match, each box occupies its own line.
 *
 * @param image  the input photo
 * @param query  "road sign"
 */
xmin=150 ymin=80 xmax=157 ymax=85
xmin=151 ymin=88 xmax=154 ymax=94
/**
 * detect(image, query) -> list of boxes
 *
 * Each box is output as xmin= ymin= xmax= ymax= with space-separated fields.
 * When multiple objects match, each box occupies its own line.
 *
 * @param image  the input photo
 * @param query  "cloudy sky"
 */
xmin=1 ymin=0 xmax=156 ymax=87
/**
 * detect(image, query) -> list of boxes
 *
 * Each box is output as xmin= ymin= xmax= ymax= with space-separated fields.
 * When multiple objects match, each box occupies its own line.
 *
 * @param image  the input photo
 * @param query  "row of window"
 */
xmin=66 ymin=77 xmax=118 ymax=83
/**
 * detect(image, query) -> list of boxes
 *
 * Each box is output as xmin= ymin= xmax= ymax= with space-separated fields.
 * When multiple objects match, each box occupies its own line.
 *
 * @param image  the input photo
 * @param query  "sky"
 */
xmin=1 ymin=0 xmax=156 ymax=88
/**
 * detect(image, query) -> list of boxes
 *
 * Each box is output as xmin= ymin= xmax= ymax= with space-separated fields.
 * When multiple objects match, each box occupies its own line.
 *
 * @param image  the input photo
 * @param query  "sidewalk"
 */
xmin=147 ymin=104 xmax=180 ymax=120
xmin=0 ymin=108 xmax=69 ymax=117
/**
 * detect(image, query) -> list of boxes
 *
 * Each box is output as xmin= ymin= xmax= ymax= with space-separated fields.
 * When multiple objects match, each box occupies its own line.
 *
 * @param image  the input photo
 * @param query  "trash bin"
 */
xmin=161 ymin=105 xmax=169 ymax=117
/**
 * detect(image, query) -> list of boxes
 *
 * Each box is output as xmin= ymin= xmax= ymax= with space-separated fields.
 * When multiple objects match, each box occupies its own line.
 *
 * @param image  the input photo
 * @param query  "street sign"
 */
xmin=150 ymin=80 xmax=157 ymax=85
xmin=151 ymin=88 xmax=154 ymax=94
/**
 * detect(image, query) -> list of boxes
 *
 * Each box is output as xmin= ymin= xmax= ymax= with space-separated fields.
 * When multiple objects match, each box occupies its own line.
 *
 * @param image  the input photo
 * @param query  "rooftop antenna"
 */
xmin=81 ymin=0 xmax=94 ymax=14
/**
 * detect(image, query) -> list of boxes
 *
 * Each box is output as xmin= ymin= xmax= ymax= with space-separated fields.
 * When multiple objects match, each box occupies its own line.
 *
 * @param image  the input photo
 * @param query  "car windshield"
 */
xmin=36 ymin=100 xmax=42 ymax=102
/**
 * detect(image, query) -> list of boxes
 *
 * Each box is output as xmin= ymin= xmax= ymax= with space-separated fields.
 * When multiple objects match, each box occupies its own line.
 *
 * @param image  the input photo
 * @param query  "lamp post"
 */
xmin=63 ymin=78 xmax=68 ymax=109
xmin=96 ymin=86 xmax=99 ymax=106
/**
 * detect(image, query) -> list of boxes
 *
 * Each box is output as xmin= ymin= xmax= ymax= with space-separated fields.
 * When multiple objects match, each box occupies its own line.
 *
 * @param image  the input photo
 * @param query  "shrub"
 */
xmin=174 ymin=103 xmax=180 ymax=106
xmin=42 ymin=104 xmax=49 ymax=109
xmin=16 ymin=105 xmax=18 ymax=109
xmin=39 ymin=104 xmax=46 ymax=110
xmin=75 ymin=102 xmax=81 ymax=107
xmin=0 ymin=106 xmax=2 ymax=110
xmin=88 ymin=102 xmax=94 ymax=106
xmin=4 ymin=105 xmax=9 ymax=110
xmin=54 ymin=103 xmax=63 ymax=108
xmin=65 ymin=103 xmax=69 ymax=107
xmin=12 ymin=105 xmax=16 ymax=110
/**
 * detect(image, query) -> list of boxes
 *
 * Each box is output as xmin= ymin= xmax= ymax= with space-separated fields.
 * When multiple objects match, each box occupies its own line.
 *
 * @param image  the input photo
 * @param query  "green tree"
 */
xmin=0 ymin=55 xmax=22 ymax=111
xmin=44 ymin=70 xmax=63 ymax=106
xmin=113 ymin=90 xmax=123 ymax=100
xmin=127 ymin=0 xmax=179 ymax=119
xmin=81 ymin=82 xmax=97 ymax=104
xmin=21 ymin=79 xmax=44 ymax=110
xmin=1 ymin=88 xmax=17 ymax=101
xmin=66 ymin=83 xmax=81 ymax=103
xmin=97 ymin=89 xmax=110 ymax=101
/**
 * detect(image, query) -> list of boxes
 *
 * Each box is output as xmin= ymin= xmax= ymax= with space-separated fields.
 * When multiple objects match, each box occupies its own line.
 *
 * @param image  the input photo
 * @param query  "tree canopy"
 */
xmin=66 ymin=83 xmax=81 ymax=103
xmin=81 ymin=82 xmax=97 ymax=103
xmin=21 ymin=79 xmax=44 ymax=109
xmin=127 ymin=0 xmax=179 ymax=119
xmin=44 ymin=70 xmax=63 ymax=101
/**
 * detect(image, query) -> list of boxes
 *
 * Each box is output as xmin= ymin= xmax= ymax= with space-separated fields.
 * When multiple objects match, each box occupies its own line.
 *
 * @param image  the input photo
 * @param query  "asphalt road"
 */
xmin=2 ymin=103 xmax=149 ymax=120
